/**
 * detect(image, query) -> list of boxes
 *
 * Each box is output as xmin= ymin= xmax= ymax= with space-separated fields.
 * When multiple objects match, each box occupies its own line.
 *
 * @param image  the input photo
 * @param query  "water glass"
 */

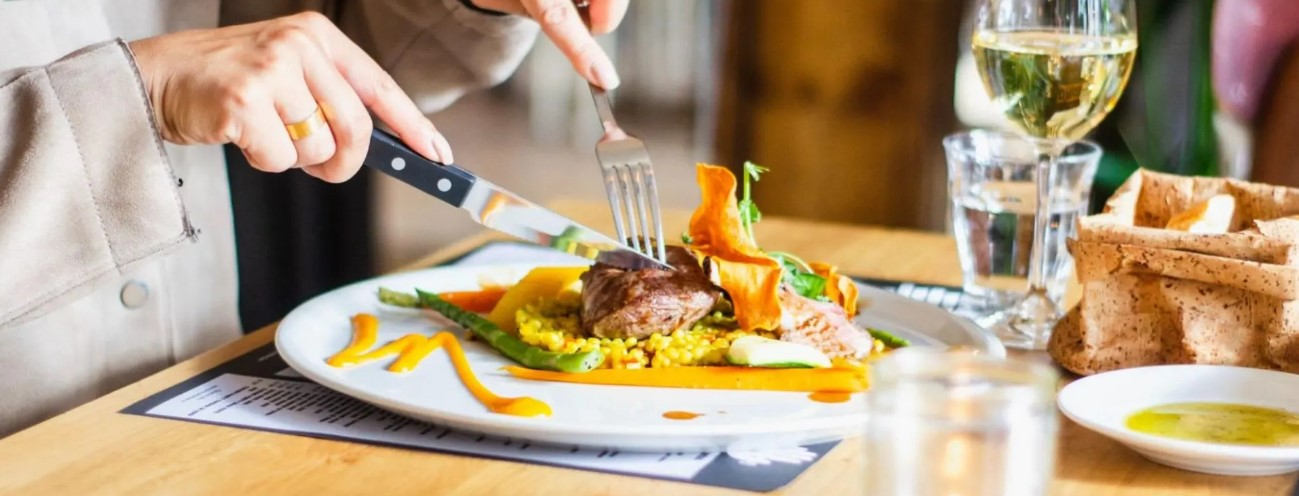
xmin=862 ymin=350 xmax=1060 ymax=496
xmin=943 ymin=130 xmax=1101 ymax=320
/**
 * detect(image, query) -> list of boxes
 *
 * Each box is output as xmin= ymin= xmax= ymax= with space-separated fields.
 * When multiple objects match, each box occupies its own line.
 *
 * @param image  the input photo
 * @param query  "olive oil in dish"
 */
xmin=1126 ymin=402 xmax=1299 ymax=447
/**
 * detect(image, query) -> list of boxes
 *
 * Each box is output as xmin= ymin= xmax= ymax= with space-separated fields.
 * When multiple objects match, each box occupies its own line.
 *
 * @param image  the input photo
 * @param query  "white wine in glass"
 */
xmin=972 ymin=30 xmax=1137 ymax=142
xmin=972 ymin=0 xmax=1137 ymax=350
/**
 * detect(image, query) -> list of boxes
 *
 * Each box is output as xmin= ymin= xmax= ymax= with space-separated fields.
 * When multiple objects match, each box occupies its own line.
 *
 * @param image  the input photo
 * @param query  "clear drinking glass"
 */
xmin=945 ymin=130 xmax=1100 ymax=333
xmin=971 ymin=0 xmax=1138 ymax=349
xmin=863 ymin=350 xmax=1060 ymax=496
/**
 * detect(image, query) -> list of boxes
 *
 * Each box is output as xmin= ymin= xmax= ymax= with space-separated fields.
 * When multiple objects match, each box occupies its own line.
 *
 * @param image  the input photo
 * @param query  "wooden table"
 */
xmin=0 ymin=199 xmax=1295 ymax=495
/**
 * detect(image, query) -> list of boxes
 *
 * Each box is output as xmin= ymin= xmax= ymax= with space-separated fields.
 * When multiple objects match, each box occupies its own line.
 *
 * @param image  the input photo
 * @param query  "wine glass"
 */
xmin=971 ymin=0 xmax=1138 ymax=349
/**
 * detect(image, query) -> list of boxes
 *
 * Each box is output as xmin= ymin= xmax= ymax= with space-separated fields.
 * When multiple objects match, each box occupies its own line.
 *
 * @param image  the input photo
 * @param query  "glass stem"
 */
xmin=1026 ymin=152 xmax=1057 ymax=295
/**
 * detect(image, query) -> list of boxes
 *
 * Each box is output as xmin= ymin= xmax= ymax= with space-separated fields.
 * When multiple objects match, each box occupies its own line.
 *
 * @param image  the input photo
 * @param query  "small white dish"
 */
xmin=1058 ymin=365 xmax=1299 ymax=476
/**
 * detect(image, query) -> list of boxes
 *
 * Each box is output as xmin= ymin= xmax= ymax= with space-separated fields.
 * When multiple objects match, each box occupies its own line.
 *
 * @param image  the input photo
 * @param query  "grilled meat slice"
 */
xmin=580 ymin=246 xmax=723 ymax=339
xmin=777 ymin=289 xmax=873 ymax=359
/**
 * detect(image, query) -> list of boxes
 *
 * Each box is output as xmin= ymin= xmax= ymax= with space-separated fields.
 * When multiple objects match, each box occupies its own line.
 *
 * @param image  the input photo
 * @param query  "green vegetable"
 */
xmin=770 ymin=252 xmax=828 ymax=300
xmin=377 ymin=287 xmax=604 ymax=373
xmin=378 ymin=287 xmax=420 ymax=308
xmin=868 ymin=328 xmax=910 ymax=348
xmin=737 ymin=161 xmax=768 ymax=242
xmin=725 ymin=335 xmax=831 ymax=369
xmin=727 ymin=162 xmax=833 ymax=301
xmin=681 ymin=232 xmax=693 ymax=245
xmin=550 ymin=225 xmax=584 ymax=254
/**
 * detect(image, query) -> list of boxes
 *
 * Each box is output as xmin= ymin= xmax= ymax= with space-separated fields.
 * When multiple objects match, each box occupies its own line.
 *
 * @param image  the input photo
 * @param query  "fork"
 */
xmin=573 ymin=1 xmax=667 ymax=264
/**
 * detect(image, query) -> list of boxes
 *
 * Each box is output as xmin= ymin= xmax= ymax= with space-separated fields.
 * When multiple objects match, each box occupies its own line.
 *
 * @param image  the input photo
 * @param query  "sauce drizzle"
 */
xmin=328 ymin=314 xmax=551 ymax=418
xmin=663 ymin=411 xmax=703 ymax=420
xmin=808 ymin=391 xmax=852 ymax=403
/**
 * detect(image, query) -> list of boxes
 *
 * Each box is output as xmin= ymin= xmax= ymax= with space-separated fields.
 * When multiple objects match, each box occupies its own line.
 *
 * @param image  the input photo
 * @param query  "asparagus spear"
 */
xmin=378 ymin=287 xmax=420 ymax=308
xmin=376 ymin=287 xmax=604 ymax=373
xmin=868 ymin=328 xmax=910 ymax=348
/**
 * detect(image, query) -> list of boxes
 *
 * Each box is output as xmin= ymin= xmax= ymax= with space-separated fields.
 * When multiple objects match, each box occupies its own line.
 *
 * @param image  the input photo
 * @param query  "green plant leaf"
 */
xmin=772 ymin=253 xmax=827 ymax=299
xmin=790 ymin=272 xmax=827 ymax=300
xmin=739 ymin=161 xmax=769 ymax=241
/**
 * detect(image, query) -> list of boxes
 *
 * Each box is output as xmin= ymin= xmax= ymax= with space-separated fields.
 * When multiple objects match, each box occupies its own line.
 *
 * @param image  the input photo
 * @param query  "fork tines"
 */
xmin=602 ymin=161 xmax=666 ymax=263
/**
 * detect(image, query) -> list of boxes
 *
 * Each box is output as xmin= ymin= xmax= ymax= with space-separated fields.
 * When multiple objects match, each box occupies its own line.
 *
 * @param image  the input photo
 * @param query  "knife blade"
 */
xmin=364 ymin=128 xmax=670 ymax=271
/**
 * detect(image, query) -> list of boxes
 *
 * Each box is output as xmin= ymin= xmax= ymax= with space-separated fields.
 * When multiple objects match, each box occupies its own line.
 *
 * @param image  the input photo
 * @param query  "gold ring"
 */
xmin=285 ymin=107 xmax=327 ymax=140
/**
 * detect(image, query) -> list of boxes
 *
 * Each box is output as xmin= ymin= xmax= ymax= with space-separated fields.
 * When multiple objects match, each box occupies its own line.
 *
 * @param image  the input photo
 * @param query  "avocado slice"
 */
xmin=725 ymin=335 xmax=831 ymax=369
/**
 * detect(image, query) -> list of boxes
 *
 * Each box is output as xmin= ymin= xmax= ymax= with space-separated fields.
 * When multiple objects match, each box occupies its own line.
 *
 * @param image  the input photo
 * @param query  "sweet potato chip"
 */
xmin=810 ymin=262 xmax=859 ymax=317
xmin=687 ymin=164 xmax=784 ymax=331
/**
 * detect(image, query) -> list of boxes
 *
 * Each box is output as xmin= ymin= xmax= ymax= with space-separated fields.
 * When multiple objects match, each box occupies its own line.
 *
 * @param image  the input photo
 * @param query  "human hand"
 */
xmin=129 ymin=12 xmax=453 ymax=183
xmin=468 ymin=0 xmax=629 ymax=89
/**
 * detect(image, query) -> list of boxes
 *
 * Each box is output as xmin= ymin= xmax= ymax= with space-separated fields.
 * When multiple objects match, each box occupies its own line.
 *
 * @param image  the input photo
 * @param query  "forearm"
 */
xmin=0 ymin=40 xmax=193 ymax=327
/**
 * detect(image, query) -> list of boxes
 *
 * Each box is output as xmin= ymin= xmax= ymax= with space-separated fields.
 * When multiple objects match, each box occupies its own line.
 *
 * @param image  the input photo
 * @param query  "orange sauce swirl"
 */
xmin=808 ymin=391 xmax=852 ymax=403
xmin=662 ymin=411 xmax=703 ymax=420
xmin=328 ymin=314 xmax=551 ymax=418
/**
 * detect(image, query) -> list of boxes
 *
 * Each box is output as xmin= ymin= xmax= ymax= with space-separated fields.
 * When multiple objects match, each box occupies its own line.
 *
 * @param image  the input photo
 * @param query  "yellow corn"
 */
xmin=514 ymin=298 xmax=800 ymax=369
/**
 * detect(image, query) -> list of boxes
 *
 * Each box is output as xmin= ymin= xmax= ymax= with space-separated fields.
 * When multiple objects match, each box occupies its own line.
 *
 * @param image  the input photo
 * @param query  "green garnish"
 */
xmin=731 ymin=162 xmax=834 ymax=302
xmin=868 ymin=328 xmax=910 ymax=348
xmin=770 ymin=251 xmax=828 ymax=300
xmin=738 ymin=161 xmax=768 ymax=243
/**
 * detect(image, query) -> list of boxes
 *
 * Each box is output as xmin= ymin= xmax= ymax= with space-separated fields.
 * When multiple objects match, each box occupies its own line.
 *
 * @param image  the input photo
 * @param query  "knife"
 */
xmin=364 ymin=128 xmax=670 ymax=271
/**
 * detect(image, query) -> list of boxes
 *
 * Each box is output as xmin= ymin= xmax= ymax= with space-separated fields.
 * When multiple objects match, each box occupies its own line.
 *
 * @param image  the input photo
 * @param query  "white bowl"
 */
xmin=1058 ymin=365 xmax=1299 ymax=476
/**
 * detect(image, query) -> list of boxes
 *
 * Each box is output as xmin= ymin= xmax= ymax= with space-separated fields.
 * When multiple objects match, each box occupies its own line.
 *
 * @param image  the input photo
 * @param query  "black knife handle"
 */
xmin=365 ymin=128 xmax=476 ymax=207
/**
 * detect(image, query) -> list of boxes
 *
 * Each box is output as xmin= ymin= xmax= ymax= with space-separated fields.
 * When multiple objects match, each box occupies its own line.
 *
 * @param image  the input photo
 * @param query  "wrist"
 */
xmin=124 ymin=38 xmax=169 ymax=141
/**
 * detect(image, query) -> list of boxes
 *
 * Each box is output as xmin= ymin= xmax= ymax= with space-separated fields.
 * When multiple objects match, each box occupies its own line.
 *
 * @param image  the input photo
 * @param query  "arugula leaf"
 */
xmin=790 ymin=272 xmax=827 ymax=299
xmin=771 ymin=253 xmax=828 ymax=300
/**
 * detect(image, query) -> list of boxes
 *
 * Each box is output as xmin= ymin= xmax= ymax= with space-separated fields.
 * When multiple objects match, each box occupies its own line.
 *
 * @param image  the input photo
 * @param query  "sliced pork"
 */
xmin=777 ymin=290 xmax=873 ymax=359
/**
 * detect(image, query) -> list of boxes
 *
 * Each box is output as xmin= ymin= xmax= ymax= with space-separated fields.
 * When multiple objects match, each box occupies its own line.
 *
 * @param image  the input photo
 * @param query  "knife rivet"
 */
xmin=437 ymin=178 xmax=452 ymax=192
xmin=390 ymin=157 xmax=406 ymax=171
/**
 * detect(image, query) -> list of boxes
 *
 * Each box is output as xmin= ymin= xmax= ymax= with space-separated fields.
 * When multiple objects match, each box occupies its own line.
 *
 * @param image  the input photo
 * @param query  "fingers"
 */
xmin=234 ymin=90 xmax=299 ymax=173
xmin=275 ymin=77 xmax=337 ymax=169
xmin=286 ymin=12 xmax=451 ymax=164
xmin=296 ymin=38 xmax=373 ymax=183
xmin=588 ymin=0 xmax=630 ymax=35
xmin=520 ymin=0 xmax=620 ymax=89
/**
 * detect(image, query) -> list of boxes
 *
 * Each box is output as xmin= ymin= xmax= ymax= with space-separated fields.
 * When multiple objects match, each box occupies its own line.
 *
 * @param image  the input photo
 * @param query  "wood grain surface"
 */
xmin=0 ymin=199 xmax=1292 ymax=495
xmin=714 ymin=0 xmax=962 ymax=230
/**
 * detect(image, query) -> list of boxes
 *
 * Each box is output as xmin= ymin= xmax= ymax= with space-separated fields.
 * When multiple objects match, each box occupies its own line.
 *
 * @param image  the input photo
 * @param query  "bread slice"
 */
xmin=1165 ymin=194 xmax=1236 ymax=234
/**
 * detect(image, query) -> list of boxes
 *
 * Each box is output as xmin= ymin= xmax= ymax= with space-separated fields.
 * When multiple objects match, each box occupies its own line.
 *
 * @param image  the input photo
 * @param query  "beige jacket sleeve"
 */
xmin=0 ymin=40 xmax=193 ymax=328
xmin=340 ymin=0 xmax=540 ymax=113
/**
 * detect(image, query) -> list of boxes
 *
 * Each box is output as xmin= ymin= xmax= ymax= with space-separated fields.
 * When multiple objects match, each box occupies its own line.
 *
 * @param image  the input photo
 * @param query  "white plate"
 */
xmin=275 ymin=263 xmax=1004 ymax=452
xmin=1058 ymin=365 xmax=1299 ymax=476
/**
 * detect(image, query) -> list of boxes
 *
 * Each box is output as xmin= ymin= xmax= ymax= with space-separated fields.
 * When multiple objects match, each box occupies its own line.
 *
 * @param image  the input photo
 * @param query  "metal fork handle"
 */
xmin=588 ymin=86 xmax=618 ymax=135
xmin=572 ymin=1 xmax=618 ymax=135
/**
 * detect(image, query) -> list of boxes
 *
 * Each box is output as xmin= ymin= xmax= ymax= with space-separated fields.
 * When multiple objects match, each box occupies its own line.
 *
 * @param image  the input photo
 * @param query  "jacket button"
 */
xmin=120 ymin=281 xmax=149 ymax=309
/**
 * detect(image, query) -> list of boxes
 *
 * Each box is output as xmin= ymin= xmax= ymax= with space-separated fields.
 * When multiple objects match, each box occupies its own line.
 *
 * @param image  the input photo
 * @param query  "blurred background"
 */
xmin=234 ymin=0 xmax=1299 ymax=329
